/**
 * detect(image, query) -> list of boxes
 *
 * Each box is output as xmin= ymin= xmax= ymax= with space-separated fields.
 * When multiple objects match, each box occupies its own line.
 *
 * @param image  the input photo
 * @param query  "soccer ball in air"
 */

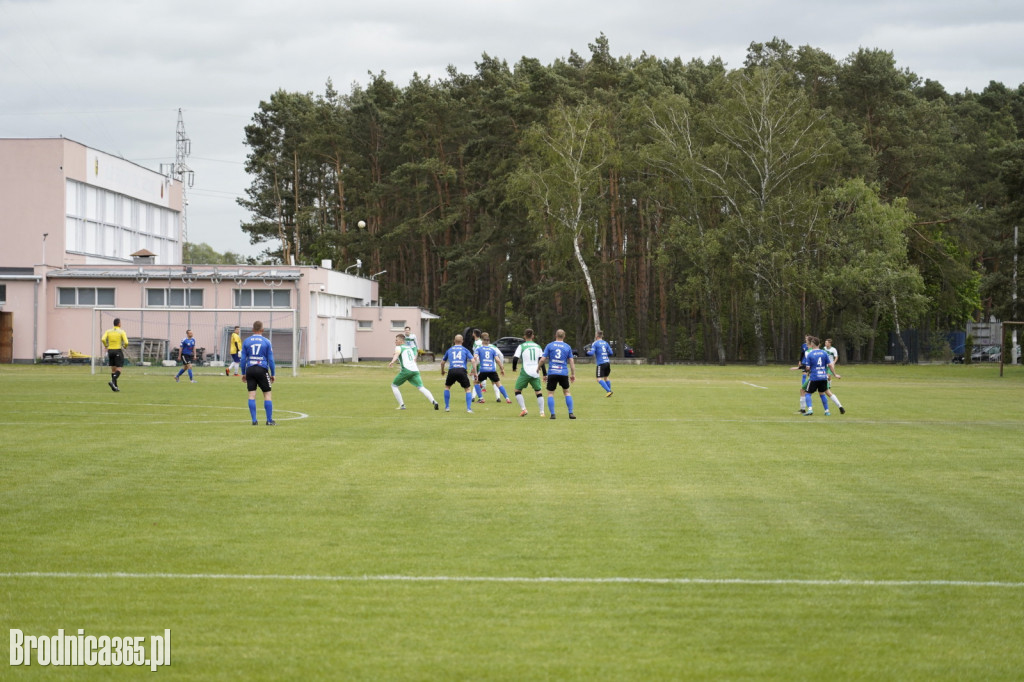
xmin=357 ymin=220 xmax=366 ymax=229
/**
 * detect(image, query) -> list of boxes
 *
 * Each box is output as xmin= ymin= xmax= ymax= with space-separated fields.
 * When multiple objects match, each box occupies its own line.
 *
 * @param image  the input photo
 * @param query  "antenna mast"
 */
xmin=174 ymin=108 xmax=194 ymax=245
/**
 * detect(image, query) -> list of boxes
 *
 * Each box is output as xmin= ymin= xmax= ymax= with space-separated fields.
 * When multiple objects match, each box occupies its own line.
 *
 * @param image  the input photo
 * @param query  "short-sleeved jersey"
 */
xmin=230 ymin=332 xmax=242 ymax=354
xmin=825 ymin=346 xmax=838 ymax=364
xmin=397 ymin=343 xmax=420 ymax=373
xmin=588 ymin=339 xmax=613 ymax=365
xmin=798 ymin=342 xmax=810 ymax=367
xmin=241 ymin=333 xmax=275 ymax=374
xmin=804 ymin=348 xmax=832 ymax=381
xmin=514 ymin=341 xmax=543 ymax=378
xmin=101 ymin=326 xmax=129 ymax=350
xmin=442 ymin=344 xmax=474 ymax=371
xmin=180 ymin=337 xmax=197 ymax=356
xmin=475 ymin=345 xmax=501 ymax=373
xmin=542 ymin=340 xmax=574 ymax=376
xmin=405 ymin=333 xmax=417 ymax=350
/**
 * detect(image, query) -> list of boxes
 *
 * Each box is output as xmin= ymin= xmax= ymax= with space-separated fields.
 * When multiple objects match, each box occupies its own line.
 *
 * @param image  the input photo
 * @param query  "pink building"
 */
xmin=0 ymin=138 xmax=437 ymax=364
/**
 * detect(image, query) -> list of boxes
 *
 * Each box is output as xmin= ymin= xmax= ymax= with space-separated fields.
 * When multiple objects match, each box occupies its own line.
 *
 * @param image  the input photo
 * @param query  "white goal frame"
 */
xmin=92 ymin=307 xmax=299 ymax=377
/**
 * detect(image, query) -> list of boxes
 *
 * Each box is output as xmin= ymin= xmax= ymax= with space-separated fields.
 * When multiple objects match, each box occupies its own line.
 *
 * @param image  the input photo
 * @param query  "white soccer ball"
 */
xmin=357 ymin=220 xmax=366 ymax=229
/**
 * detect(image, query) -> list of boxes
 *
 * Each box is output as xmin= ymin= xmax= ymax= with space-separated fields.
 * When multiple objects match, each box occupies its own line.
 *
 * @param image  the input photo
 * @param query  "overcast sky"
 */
xmin=3 ymin=0 xmax=1023 ymax=260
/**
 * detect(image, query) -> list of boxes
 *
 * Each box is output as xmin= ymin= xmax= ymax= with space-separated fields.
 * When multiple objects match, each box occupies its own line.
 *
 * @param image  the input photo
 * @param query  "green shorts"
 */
xmin=392 ymin=369 xmax=424 ymax=388
xmin=515 ymin=372 xmax=542 ymax=392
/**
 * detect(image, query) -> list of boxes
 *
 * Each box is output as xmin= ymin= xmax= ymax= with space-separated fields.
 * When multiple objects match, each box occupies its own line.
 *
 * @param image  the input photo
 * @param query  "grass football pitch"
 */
xmin=2 ymin=361 xmax=1023 ymax=680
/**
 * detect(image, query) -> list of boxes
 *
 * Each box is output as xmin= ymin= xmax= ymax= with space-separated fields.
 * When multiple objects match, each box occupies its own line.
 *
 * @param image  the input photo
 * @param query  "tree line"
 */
xmin=238 ymin=35 xmax=1024 ymax=363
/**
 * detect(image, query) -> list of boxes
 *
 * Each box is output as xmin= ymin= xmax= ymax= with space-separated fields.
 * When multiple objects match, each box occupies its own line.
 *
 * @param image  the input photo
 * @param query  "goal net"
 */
xmin=92 ymin=308 xmax=301 ymax=376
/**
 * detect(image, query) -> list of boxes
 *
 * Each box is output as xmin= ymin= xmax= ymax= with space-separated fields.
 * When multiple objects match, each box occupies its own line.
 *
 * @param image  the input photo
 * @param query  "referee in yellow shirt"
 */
xmin=100 ymin=318 xmax=129 ymax=392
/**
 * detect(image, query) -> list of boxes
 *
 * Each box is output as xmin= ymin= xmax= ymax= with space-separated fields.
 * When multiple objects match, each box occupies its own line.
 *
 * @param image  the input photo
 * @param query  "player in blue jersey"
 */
xmin=470 ymin=328 xmax=488 ymax=399
xmin=791 ymin=335 xmax=812 ymax=413
xmin=441 ymin=333 xmax=478 ymax=413
xmin=240 ymin=320 xmax=276 ymax=425
xmin=474 ymin=332 xmax=512 ymax=404
xmin=587 ymin=330 xmax=614 ymax=397
xmin=802 ymin=336 xmax=841 ymax=416
xmin=539 ymin=329 xmax=577 ymax=419
xmin=175 ymin=329 xmax=198 ymax=383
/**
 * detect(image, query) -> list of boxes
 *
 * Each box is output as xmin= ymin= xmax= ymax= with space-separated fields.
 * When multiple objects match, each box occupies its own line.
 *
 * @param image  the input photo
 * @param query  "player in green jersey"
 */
xmin=388 ymin=334 xmax=439 ymax=411
xmin=512 ymin=328 xmax=546 ymax=417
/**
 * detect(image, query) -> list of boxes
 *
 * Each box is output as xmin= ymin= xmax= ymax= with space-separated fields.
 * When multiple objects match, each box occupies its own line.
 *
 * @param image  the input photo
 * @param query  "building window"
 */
xmin=57 ymin=287 xmax=115 ymax=307
xmin=0 ymin=284 xmax=6 ymax=303
xmin=234 ymin=288 xmax=291 ymax=308
xmin=358 ymin=320 xmax=373 ymax=330
xmin=146 ymin=288 xmax=204 ymax=307
xmin=65 ymin=179 xmax=180 ymax=264
xmin=390 ymin=320 xmax=407 ymax=331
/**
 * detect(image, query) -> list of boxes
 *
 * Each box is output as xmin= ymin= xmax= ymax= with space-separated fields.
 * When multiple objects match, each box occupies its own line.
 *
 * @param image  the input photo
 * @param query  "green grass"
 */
xmin=2 ymin=361 xmax=1023 ymax=680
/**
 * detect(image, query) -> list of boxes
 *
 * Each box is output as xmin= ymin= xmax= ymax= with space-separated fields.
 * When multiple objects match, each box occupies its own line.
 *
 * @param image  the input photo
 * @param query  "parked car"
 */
xmin=970 ymin=345 xmax=1001 ymax=362
xmin=494 ymin=336 xmax=524 ymax=357
xmin=582 ymin=341 xmax=635 ymax=358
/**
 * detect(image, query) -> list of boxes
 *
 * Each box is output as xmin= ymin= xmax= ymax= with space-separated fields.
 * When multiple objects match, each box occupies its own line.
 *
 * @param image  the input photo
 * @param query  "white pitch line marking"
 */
xmin=742 ymin=381 xmax=768 ymax=389
xmin=0 ymin=401 xmax=309 ymax=422
xmin=1 ymin=572 xmax=1021 ymax=588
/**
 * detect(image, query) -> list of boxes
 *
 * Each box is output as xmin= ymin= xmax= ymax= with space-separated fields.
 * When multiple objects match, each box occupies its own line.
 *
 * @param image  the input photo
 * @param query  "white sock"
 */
xmin=830 ymin=394 xmax=843 ymax=408
xmin=391 ymin=385 xmax=404 ymax=406
xmin=418 ymin=386 xmax=435 ymax=403
xmin=516 ymin=394 xmax=526 ymax=410
xmin=537 ymin=395 xmax=545 ymax=414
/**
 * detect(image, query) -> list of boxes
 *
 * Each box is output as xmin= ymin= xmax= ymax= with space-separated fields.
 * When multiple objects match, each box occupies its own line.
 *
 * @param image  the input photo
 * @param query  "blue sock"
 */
xmin=805 ymin=394 xmax=813 ymax=409
xmin=188 ymin=368 xmax=193 ymax=380
xmin=248 ymin=399 xmax=257 ymax=421
xmin=566 ymin=396 xmax=574 ymax=414
xmin=499 ymin=386 xmax=508 ymax=400
xmin=600 ymin=380 xmax=610 ymax=392
xmin=264 ymin=400 xmax=273 ymax=421
xmin=444 ymin=389 xmax=451 ymax=409
xmin=466 ymin=393 xmax=473 ymax=410
xmin=821 ymin=395 xmax=829 ymax=411
xmin=176 ymin=369 xmax=183 ymax=378
xmin=547 ymin=396 xmax=555 ymax=415
xmin=606 ymin=380 xmax=611 ymax=390
xmin=474 ymin=385 xmax=482 ymax=399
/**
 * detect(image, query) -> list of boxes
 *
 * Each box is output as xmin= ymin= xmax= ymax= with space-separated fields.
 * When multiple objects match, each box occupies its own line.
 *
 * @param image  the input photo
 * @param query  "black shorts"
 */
xmin=595 ymin=362 xmax=611 ymax=379
xmin=478 ymin=370 xmax=500 ymax=384
xmin=807 ymin=379 xmax=829 ymax=394
xmin=107 ymin=349 xmax=124 ymax=368
xmin=245 ymin=365 xmax=273 ymax=393
xmin=546 ymin=374 xmax=571 ymax=392
xmin=181 ymin=354 xmax=194 ymax=365
xmin=445 ymin=368 xmax=471 ymax=389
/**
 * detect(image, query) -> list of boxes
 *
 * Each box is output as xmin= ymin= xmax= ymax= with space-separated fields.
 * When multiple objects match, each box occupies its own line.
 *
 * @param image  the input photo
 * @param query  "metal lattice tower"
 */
xmin=174 ymin=108 xmax=194 ymax=245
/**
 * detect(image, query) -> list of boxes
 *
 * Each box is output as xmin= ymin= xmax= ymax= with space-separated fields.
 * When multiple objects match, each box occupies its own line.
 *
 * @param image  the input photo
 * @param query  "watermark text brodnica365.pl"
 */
xmin=10 ymin=628 xmax=171 ymax=671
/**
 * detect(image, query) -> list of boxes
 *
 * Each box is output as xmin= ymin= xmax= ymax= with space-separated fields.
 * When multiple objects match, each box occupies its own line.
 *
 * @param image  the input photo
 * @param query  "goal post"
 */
xmin=1000 ymin=321 xmax=1023 ymax=377
xmin=92 ymin=307 xmax=300 ymax=377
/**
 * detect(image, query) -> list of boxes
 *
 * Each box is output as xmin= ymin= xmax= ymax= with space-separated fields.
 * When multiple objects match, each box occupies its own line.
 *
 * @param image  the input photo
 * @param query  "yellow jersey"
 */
xmin=230 ymin=332 xmax=242 ymax=354
xmin=101 ymin=326 xmax=129 ymax=350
